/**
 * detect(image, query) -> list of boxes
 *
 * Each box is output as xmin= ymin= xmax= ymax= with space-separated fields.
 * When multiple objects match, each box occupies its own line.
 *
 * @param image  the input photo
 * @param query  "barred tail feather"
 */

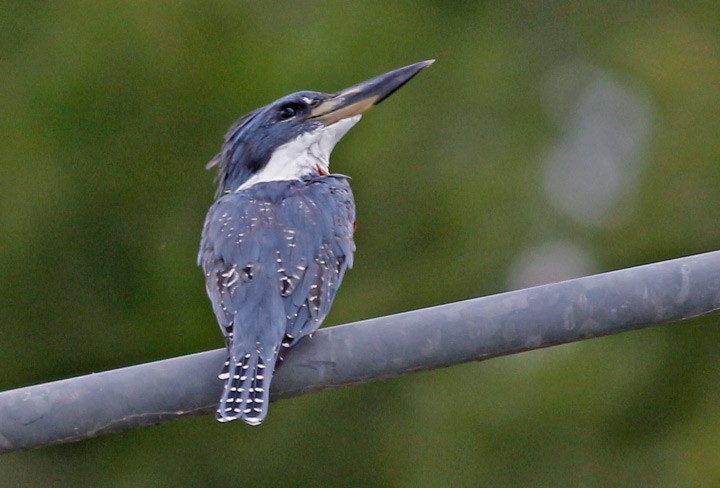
xmin=216 ymin=352 xmax=272 ymax=425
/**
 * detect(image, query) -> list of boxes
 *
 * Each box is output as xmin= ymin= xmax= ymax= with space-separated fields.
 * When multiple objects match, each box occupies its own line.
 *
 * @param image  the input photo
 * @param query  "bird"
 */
xmin=198 ymin=60 xmax=434 ymax=425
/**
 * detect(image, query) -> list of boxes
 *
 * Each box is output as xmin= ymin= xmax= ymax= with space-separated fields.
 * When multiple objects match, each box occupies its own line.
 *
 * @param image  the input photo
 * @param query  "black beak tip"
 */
xmin=417 ymin=59 xmax=436 ymax=69
xmin=374 ymin=59 xmax=435 ymax=105
xmin=404 ymin=59 xmax=435 ymax=80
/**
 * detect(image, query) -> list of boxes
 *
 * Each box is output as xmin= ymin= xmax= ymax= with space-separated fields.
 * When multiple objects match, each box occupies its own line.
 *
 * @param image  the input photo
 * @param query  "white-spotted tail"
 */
xmin=216 ymin=352 xmax=271 ymax=425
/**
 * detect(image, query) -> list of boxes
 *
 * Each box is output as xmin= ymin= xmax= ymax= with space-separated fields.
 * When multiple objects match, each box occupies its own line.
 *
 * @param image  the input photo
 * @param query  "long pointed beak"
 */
xmin=309 ymin=59 xmax=434 ymax=125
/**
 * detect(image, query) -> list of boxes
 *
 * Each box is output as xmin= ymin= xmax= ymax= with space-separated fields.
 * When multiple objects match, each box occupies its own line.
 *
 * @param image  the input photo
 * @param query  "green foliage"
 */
xmin=2 ymin=1 xmax=720 ymax=486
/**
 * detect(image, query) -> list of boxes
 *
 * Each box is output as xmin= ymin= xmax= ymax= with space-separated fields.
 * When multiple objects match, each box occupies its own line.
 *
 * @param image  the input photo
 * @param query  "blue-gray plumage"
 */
xmin=199 ymin=60 xmax=433 ymax=425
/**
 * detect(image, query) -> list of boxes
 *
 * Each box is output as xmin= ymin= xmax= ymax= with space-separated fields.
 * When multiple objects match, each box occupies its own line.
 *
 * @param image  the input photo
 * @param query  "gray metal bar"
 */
xmin=2 ymin=250 xmax=720 ymax=454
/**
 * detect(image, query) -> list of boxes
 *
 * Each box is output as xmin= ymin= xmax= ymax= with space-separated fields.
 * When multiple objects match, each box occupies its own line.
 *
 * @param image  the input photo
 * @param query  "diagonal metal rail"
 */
xmin=2 ymin=250 xmax=720 ymax=454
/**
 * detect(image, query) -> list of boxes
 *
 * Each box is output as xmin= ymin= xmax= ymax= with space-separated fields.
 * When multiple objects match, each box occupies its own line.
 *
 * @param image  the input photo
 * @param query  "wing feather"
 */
xmin=199 ymin=176 xmax=355 ymax=354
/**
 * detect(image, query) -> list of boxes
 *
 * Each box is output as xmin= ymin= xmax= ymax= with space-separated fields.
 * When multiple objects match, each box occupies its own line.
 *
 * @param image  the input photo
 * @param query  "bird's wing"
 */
xmin=280 ymin=178 xmax=355 ymax=344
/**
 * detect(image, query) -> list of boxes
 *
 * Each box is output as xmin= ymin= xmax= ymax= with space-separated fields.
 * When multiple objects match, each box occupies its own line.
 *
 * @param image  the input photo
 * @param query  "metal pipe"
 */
xmin=2 ymin=250 xmax=720 ymax=454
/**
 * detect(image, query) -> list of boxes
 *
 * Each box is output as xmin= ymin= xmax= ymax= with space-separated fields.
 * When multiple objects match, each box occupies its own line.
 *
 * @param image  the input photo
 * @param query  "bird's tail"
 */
xmin=216 ymin=352 xmax=273 ymax=425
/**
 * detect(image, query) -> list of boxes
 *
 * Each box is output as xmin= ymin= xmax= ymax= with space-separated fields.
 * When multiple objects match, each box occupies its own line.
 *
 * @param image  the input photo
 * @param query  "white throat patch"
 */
xmin=237 ymin=115 xmax=361 ymax=191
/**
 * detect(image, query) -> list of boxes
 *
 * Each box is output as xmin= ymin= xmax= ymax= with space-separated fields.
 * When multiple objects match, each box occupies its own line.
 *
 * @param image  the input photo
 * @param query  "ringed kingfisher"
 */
xmin=199 ymin=60 xmax=433 ymax=425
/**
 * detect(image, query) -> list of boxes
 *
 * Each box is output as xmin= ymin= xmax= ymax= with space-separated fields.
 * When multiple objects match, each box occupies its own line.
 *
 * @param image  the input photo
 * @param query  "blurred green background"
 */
xmin=2 ymin=1 xmax=720 ymax=486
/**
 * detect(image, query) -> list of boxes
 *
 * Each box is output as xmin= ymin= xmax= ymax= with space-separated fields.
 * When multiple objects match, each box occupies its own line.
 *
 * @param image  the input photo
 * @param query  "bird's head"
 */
xmin=208 ymin=60 xmax=434 ymax=195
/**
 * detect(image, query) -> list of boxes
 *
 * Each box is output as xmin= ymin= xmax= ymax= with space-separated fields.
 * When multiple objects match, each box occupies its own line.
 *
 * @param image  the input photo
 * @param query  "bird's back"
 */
xmin=199 ymin=174 xmax=355 ymax=423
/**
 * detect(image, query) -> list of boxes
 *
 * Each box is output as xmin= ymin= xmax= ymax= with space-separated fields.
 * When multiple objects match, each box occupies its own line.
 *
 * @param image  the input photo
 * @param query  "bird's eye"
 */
xmin=279 ymin=106 xmax=296 ymax=120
